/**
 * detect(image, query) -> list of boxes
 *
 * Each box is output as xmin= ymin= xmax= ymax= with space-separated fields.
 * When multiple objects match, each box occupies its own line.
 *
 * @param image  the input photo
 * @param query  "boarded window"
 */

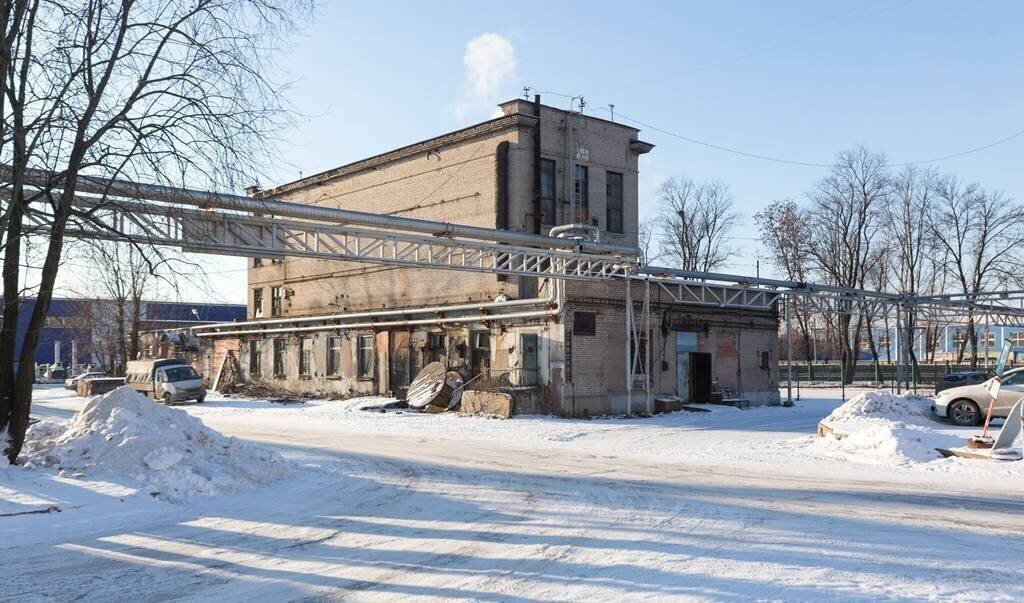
xmin=299 ymin=337 xmax=313 ymax=376
xmin=357 ymin=334 xmax=374 ymax=379
xmin=540 ymin=158 xmax=556 ymax=225
xmin=605 ymin=171 xmax=623 ymax=234
xmin=273 ymin=338 xmax=285 ymax=378
xmin=327 ymin=336 xmax=342 ymax=376
xmin=574 ymin=311 xmax=596 ymax=336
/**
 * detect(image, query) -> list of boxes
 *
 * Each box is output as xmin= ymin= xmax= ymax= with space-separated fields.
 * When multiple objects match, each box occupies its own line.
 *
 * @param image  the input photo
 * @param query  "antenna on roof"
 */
xmin=522 ymin=86 xmax=531 ymax=99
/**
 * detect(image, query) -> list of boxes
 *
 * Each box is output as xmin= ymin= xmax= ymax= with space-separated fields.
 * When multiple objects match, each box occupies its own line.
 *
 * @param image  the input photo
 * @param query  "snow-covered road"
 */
xmin=4 ymin=386 xmax=1024 ymax=601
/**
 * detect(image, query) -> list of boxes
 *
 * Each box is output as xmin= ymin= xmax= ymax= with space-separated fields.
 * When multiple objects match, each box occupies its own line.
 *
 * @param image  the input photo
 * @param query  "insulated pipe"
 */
xmin=194 ymin=295 xmax=551 ymax=333
xmin=194 ymin=309 xmax=557 ymax=338
xmin=8 ymin=165 xmax=637 ymax=256
xmin=641 ymin=265 xmax=905 ymax=301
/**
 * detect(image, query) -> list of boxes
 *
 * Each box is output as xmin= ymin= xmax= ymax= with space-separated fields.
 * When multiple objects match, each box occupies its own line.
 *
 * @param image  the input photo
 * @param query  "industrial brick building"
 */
xmin=195 ymin=98 xmax=780 ymax=415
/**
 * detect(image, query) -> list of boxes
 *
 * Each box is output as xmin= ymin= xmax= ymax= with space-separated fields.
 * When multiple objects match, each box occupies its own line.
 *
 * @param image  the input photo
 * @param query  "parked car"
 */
xmin=64 ymin=371 xmax=109 ymax=390
xmin=932 ymin=367 xmax=1024 ymax=426
xmin=125 ymin=358 xmax=206 ymax=404
xmin=934 ymin=371 xmax=990 ymax=394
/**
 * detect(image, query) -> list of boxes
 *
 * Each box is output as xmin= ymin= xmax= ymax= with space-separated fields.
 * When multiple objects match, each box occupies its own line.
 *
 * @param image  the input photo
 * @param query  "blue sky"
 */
xmin=87 ymin=0 xmax=1024 ymax=302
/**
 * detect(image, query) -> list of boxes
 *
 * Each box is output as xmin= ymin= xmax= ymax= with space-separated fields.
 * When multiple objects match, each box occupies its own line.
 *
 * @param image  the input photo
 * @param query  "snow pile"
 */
xmin=22 ymin=386 xmax=293 ymax=500
xmin=815 ymin=390 xmax=959 ymax=463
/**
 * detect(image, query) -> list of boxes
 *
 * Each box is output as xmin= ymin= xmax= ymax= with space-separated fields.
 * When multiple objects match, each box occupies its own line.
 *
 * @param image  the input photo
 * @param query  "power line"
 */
xmin=597 ymin=106 xmax=1024 ymax=169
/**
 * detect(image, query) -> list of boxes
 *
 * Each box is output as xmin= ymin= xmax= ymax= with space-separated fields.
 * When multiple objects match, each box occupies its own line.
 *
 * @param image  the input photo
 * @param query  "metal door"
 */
xmin=522 ymin=334 xmax=539 ymax=386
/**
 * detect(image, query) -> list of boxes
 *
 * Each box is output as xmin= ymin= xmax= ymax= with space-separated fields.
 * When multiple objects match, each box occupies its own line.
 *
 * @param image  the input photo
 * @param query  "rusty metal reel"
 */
xmin=406 ymin=362 xmax=448 ymax=409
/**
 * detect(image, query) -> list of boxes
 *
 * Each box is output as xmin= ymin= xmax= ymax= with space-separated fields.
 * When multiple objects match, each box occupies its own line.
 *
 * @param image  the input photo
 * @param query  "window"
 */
xmin=574 ymin=165 xmax=589 ymax=222
xmin=605 ymin=171 xmax=623 ymax=234
xmin=428 ymin=333 xmax=447 ymax=365
xmin=253 ymin=258 xmax=263 ymax=267
xmin=1012 ymin=332 xmax=1024 ymax=347
xmin=470 ymin=331 xmax=491 ymax=376
xmin=952 ymin=331 xmax=967 ymax=345
xmin=1002 ymin=370 xmax=1024 ymax=386
xmin=271 ymin=258 xmax=283 ymax=265
xmin=299 ymin=337 xmax=313 ymax=376
xmin=249 ymin=340 xmax=261 ymax=377
xmin=760 ymin=351 xmax=770 ymax=370
xmin=327 ymin=336 xmax=343 ymax=376
xmin=253 ymin=288 xmax=264 ymax=318
xmin=878 ymin=334 xmax=890 ymax=348
xmin=630 ymin=330 xmax=649 ymax=377
xmin=574 ymin=311 xmax=596 ymax=336
xmin=540 ymin=158 xmax=556 ymax=225
xmin=271 ymin=286 xmax=282 ymax=317
xmin=357 ymin=334 xmax=374 ymax=379
xmin=983 ymin=331 xmax=996 ymax=347
xmin=273 ymin=338 xmax=285 ymax=378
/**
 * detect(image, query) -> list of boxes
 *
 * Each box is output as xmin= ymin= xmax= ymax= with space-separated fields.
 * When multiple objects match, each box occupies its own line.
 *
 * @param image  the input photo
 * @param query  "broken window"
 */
xmin=428 ymin=333 xmax=447 ymax=365
xmin=327 ymin=336 xmax=343 ymax=376
xmin=357 ymin=334 xmax=374 ymax=379
xmin=249 ymin=340 xmax=260 ymax=377
xmin=271 ymin=286 xmax=282 ymax=317
xmin=299 ymin=337 xmax=313 ymax=376
xmin=605 ymin=171 xmax=623 ymax=234
xmin=470 ymin=331 xmax=491 ymax=376
xmin=252 ymin=288 xmax=264 ymax=318
xmin=273 ymin=338 xmax=285 ymax=378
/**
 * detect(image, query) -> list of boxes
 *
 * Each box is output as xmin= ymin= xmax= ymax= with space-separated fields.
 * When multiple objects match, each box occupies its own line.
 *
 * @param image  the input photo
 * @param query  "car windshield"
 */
xmin=163 ymin=366 xmax=199 ymax=381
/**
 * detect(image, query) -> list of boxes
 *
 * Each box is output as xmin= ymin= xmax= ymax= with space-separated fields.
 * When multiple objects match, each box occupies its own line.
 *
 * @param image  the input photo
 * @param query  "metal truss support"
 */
xmin=786 ymin=295 xmax=793 ymax=406
xmin=24 ymin=195 xmax=635 ymax=281
xmin=626 ymin=275 xmax=633 ymax=416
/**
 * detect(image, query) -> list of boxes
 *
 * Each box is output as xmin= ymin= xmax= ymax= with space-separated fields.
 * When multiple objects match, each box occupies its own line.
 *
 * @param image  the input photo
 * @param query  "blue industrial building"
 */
xmin=4 ymin=297 xmax=245 ymax=370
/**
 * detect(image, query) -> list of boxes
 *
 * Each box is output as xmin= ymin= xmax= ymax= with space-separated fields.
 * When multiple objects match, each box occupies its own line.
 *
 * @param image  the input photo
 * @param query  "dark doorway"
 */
xmin=690 ymin=352 xmax=713 ymax=403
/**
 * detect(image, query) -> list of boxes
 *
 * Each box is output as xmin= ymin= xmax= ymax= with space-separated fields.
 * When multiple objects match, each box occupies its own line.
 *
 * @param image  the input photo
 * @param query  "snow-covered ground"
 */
xmin=3 ymin=384 xmax=1024 ymax=601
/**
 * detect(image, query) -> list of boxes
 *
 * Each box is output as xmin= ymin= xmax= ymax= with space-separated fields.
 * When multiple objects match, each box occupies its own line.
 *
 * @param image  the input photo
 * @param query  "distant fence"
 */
xmin=779 ymin=361 xmax=998 ymax=388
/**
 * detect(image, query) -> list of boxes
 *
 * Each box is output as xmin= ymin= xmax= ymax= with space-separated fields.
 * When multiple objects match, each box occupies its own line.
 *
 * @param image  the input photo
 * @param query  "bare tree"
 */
xmin=1 ymin=0 xmax=310 ymax=463
xmin=803 ymin=146 xmax=890 ymax=383
xmin=930 ymin=175 xmax=1024 ymax=367
xmin=755 ymin=199 xmax=815 ymax=365
xmin=655 ymin=176 xmax=738 ymax=272
xmin=638 ymin=218 xmax=659 ymax=265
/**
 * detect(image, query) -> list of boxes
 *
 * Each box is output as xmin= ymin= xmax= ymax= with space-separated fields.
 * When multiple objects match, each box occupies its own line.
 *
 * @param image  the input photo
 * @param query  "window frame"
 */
xmin=573 ymin=311 xmax=597 ymax=336
xmin=605 ymin=171 xmax=624 ymax=234
xmin=252 ymin=288 xmax=264 ymax=318
xmin=271 ymin=286 xmax=282 ymax=317
xmin=298 ymin=336 xmax=314 ymax=377
xmin=357 ymin=334 xmax=374 ymax=380
xmin=327 ymin=335 xmax=343 ymax=376
xmin=540 ymin=158 xmax=556 ymax=225
xmin=574 ymin=164 xmax=589 ymax=221
xmin=273 ymin=338 xmax=285 ymax=378
xmin=1012 ymin=332 xmax=1024 ymax=347
xmin=249 ymin=339 xmax=261 ymax=377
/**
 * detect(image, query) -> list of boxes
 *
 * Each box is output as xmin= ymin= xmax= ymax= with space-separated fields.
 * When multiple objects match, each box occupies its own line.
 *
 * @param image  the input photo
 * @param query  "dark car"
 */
xmin=935 ymin=371 xmax=990 ymax=394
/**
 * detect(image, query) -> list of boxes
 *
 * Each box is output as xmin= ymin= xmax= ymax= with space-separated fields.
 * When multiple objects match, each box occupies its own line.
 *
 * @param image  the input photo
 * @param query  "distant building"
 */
xmin=196 ymin=98 xmax=781 ymax=414
xmin=3 ymin=297 xmax=245 ymax=372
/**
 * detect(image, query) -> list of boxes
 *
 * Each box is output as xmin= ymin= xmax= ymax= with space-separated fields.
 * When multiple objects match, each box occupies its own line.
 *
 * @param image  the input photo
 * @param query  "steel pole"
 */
xmin=644 ymin=276 xmax=652 ymax=415
xmin=626 ymin=276 xmax=632 ymax=416
xmin=786 ymin=295 xmax=793 ymax=406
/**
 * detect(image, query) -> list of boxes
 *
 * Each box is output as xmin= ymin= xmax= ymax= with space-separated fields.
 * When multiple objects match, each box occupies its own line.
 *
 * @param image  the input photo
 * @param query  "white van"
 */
xmin=125 ymin=358 xmax=206 ymax=404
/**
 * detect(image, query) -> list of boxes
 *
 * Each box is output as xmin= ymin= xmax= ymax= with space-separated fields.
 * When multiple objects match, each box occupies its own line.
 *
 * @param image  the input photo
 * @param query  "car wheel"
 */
xmin=196 ymin=397 xmax=205 ymax=404
xmin=948 ymin=399 xmax=982 ymax=427
xmin=162 ymin=393 xmax=172 ymax=405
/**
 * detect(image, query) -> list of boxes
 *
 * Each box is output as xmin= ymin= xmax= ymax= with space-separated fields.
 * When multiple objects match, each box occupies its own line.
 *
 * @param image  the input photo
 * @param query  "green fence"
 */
xmin=779 ymin=361 xmax=996 ymax=388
